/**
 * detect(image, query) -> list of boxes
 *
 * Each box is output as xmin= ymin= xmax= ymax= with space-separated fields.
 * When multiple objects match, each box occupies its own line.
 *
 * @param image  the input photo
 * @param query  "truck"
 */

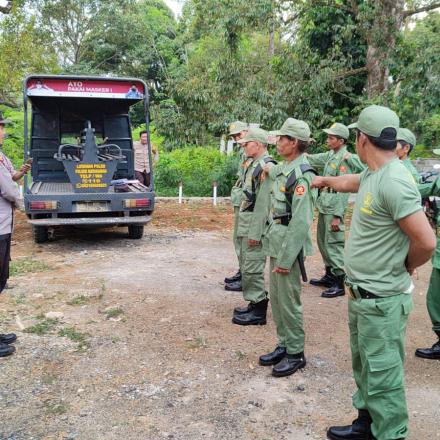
xmin=23 ymin=75 xmax=155 ymax=243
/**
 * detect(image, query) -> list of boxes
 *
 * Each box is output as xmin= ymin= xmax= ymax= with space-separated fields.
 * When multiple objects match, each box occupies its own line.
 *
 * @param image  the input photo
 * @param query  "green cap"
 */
xmin=228 ymin=121 xmax=248 ymax=136
xmin=348 ymin=105 xmax=399 ymax=138
xmin=237 ymin=127 xmax=268 ymax=144
xmin=396 ymin=128 xmax=416 ymax=146
xmin=323 ymin=122 xmax=349 ymax=140
xmin=433 ymin=149 xmax=440 ymax=156
xmin=272 ymin=118 xmax=311 ymax=142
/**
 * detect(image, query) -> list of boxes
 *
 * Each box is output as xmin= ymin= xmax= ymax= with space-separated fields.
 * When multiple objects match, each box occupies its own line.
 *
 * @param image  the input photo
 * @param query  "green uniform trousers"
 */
xmin=269 ymin=257 xmax=304 ymax=355
xmin=233 ymin=206 xmax=241 ymax=264
xmin=349 ymin=293 xmax=413 ymax=440
xmin=238 ymin=237 xmax=267 ymax=304
xmin=427 ymin=267 xmax=440 ymax=337
xmin=317 ymin=212 xmax=345 ymax=276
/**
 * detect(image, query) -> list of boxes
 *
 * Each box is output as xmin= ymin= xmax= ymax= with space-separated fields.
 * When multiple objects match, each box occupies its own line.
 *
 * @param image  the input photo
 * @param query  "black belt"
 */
xmin=346 ymin=285 xmax=380 ymax=299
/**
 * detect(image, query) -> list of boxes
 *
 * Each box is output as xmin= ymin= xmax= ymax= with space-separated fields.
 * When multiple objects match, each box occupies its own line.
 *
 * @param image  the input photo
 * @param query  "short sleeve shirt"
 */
xmin=345 ymin=159 xmax=422 ymax=295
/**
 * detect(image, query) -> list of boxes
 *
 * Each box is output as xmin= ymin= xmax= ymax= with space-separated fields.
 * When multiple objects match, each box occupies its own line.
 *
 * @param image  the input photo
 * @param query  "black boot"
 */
xmin=233 ymin=302 xmax=254 ymax=315
xmin=272 ymin=352 xmax=306 ymax=377
xmin=0 ymin=333 xmax=17 ymax=345
xmin=232 ymin=299 xmax=268 ymax=326
xmin=259 ymin=346 xmax=286 ymax=366
xmin=225 ymin=280 xmax=242 ymax=291
xmin=0 ymin=342 xmax=15 ymax=357
xmin=225 ymin=270 xmax=241 ymax=284
xmin=322 ymin=274 xmax=345 ymax=298
xmin=310 ymin=266 xmax=335 ymax=288
xmin=327 ymin=410 xmax=373 ymax=440
xmin=415 ymin=337 xmax=440 ymax=360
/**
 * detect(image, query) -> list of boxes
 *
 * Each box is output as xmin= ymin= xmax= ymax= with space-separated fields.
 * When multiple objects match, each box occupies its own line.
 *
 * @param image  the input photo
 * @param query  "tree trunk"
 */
xmin=364 ymin=0 xmax=406 ymax=99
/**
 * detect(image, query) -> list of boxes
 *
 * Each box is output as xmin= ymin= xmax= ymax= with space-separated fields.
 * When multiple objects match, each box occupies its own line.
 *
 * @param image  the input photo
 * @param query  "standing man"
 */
xmin=251 ymin=118 xmax=318 ymax=377
xmin=224 ymin=121 xmax=249 ymax=291
xmin=415 ymin=148 xmax=440 ymax=360
xmin=231 ymin=127 xmax=276 ymax=325
xmin=307 ymin=123 xmax=353 ymax=298
xmin=0 ymin=112 xmax=22 ymax=357
xmin=312 ymin=105 xmax=436 ymax=440
xmin=133 ymin=130 xmax=157 ymax=188
xmin=396 ymin=128 xmax=420 ymax=183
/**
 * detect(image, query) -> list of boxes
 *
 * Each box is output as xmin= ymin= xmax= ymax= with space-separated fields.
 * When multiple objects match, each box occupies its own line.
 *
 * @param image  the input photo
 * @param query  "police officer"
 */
xmin=0 ymin=112 xmax=21 ymax=357
xmin=396 ymin=128 xmax=420 ymax=183
xmin=250 ymin=118 xmax=318 ymax=377
xmin=415 ymin=148 xmax=440 ymax=359
xmin=225 ymin=121 xmax=249 ymax=291
xmin=308 ymin=123 xmax=353 ymax=298
xmin=312 ymin=105 xmax=436 ymax=440
xmin=231 ymin=127 xmax=276 ymax=325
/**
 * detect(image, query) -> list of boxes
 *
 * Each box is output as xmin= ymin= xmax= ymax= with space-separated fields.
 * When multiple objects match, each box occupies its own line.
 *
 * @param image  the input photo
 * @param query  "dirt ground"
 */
xmin=0 ymin=202 xmax=439 ymax=440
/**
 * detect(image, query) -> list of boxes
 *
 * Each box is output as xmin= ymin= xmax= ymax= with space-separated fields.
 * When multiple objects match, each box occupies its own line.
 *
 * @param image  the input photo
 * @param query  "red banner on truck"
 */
xmin=26 ymin=78 xmax=145 ymax=99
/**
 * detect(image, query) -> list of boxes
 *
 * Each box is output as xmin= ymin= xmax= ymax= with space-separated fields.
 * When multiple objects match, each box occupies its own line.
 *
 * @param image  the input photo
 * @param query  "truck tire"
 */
xmin=128 ymin=224 xmax=144 ymax=239
xmin=33 ymin=226 xmax=49 ymax=243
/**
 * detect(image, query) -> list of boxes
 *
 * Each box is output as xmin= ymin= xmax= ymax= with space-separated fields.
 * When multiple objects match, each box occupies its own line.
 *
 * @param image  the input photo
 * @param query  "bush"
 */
xmin=1 ymin=105 xmax=25 ymax=170
xmin=154 ymin=146 xmax=238 ymax=197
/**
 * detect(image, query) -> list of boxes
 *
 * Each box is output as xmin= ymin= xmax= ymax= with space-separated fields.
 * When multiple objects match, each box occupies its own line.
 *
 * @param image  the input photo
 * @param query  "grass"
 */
xmin=187 ymin=336 xmax=207 ymax=349
xmin=58 ymin=327 xmax=90 ymax=350
xmin=43 ymin=399 xmax=69 ymax=416
xmin=10 ymin=257 xmax=51 ymax=276
xmin=105 ymin=307 xmax=124 ymax=319
xmin=236 ymin=350 xmax=247 ymax=360
xmin=24 ymin=318 xmax=58 ymax=335
xmin=67 ymin=295 xmax=90 ymax=306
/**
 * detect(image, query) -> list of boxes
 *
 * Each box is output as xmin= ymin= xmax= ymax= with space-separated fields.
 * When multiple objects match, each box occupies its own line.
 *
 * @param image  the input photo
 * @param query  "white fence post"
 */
xmin=178 ymin=181 xmax=183 ymax=204
xmin=213 ymin=181 xmax=218 ymax=206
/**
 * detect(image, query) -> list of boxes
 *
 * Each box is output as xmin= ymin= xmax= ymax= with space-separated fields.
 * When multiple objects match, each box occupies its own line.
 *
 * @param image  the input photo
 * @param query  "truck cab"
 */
xmin=23 ymin=75 xmax=155 ymax=242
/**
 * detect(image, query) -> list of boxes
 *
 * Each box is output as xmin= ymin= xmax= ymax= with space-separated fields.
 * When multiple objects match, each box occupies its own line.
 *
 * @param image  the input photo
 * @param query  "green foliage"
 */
xmin=10 ymin=256 xmax=51 ymax=275
xmin=417 ymin=114 xmax=440 ymax=147
xmin=0 ymin=106 xmax=25 ymax=169
xmin=154 ymin=147 xmax=238 ymax=196
xmin=24 ymin=318 xmax=59 ymax=336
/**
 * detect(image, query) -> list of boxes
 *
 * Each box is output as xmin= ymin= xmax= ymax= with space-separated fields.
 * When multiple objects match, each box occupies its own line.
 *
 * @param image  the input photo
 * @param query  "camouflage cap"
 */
xmin=271 ymin=118 xmax=311 ymax=142
xmin=323 ymin=122 xmax=349 ymax=140
xmin=228 ymin=120 xmax=248 ymax=136
xmin=348 ymin=105 xmax=399 ymax=138
xmin=0 ymin=111 xmax=11 ymax=125
xmin=433 ymin=149 xmax=440 ymax=156
xmin=237 ymin=127 xmax=268 ymax=145
xmin=396 ymin=128 xmax=416 ymax=146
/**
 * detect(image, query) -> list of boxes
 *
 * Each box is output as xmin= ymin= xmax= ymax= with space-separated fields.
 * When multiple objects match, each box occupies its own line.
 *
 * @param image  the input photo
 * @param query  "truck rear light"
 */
xmin=123 ymin=199 xmax=150 ymax=208
xmin=29 ymin=201 xmax=58 ymax=210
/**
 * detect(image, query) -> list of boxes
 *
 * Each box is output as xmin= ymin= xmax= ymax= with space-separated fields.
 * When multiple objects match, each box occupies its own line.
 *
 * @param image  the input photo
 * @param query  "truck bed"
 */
xmin=29 ymin=181 xmax=148 ymax=195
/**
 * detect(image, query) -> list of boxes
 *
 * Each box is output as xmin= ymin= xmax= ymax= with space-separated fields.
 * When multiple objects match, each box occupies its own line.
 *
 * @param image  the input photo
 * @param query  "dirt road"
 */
xmin=0 ymin=203 xmax=438 ymax=440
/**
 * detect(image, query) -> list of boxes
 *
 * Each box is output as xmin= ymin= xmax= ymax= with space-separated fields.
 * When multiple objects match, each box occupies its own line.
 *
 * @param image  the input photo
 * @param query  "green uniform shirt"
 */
xmin=262 ymin=154 xmax=318 ymax=269
xmin=236 ymin=153 xmax=271 ymax=237
xmin=308 ymin=146 xmax=353 ymax=218
xmin=230 ymin=149 xmax=251 ymax=207
xmin=345 ymin=159 xmax=422 ymax=295
xmin=345 ymin=153 xmax=366 ymax=174
xmin=401 ymin=158 xmax=420 ymax=184
xmin=419 ymin=177 xmax=440 ymax=269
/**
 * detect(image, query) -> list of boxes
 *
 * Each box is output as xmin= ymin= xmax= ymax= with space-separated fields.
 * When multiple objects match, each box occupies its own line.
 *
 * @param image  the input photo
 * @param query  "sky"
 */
xmin=164 ymin=0 xmax=184 ymax=17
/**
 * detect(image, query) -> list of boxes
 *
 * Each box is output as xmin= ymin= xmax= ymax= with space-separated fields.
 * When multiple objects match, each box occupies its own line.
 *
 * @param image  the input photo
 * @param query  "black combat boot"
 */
xmin=259 ymin=346 xmax=286 ymax=366
xmin=225 ymin=280 xmax=242 ymax=291
xmin=415 ymin=336 xmax=440 ymax=360
xmin=0 ymin=342 xmax=15 ymax=357
xmin=310 ymin=266 xmax=335 ymax=288
xmin=232 ymin=299 xmax=268 ymax=326
xmin=234 ymin=292 xmax=268 ymax=315
xmin=327 ymin=409 xmax=373 ymax=440
xmin=272 ymin=352 xmax=306 ymax=377
xmin=224 ymin=270 xmax=241 ymax=284
xmin=0 ymin=333 xmax=17 ymax=345
xmin=322 ymin=274 xmax=345 ymax=298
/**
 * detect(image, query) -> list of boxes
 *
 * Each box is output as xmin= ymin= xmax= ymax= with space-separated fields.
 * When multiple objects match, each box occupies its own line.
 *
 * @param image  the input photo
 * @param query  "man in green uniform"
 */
xmin=225 ymin=121 xmax=249 ymax=291
xmin=308 ymin=123 xmax=353 ymax=298
xmin=231 ymin=127 xmax=276 ymax=325
xmin=396 ymin=128 xmax=420 ymax=184
xmin=311 ymin=105 xmax=436 ymax=440
xmin=415 ymin=148 xmax=440 ymax=359
xmin=249 ymin=118 xmax=318 ymax=377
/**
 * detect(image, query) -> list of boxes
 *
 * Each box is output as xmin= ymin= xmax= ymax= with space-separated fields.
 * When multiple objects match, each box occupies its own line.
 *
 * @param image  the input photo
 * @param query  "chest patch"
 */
xmin=339 ymin=165 xmax=346 ymax=173
xmin=296 ymin=185 xmax=306 ymax=196
xmin=360 ymin=192 xmax=374 ymax=215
